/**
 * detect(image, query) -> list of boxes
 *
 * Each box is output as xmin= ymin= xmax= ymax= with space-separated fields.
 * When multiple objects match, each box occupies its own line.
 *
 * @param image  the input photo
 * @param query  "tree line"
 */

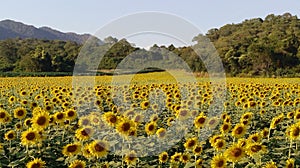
xmin=0 ymin=13 xmax=300 ymax=77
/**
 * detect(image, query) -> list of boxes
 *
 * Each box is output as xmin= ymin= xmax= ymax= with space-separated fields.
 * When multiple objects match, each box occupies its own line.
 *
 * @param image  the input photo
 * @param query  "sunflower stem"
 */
xmin=289 ymin=139 xmax=293 ymax=158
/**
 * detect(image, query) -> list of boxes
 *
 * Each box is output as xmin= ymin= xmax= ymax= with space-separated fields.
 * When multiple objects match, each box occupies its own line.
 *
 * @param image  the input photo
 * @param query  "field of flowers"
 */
xmin=0 ymin=72 xmax=299 ymax=168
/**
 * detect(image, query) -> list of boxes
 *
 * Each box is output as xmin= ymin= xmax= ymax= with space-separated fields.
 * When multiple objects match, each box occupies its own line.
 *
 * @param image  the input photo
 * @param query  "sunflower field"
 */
xmin=0 ymin=72 xmax=299 ymax=168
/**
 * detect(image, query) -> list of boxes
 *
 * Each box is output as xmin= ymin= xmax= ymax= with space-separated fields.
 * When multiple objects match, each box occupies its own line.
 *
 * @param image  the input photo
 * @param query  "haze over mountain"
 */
xmin=0 ymin=19 xmax=91 ymax=44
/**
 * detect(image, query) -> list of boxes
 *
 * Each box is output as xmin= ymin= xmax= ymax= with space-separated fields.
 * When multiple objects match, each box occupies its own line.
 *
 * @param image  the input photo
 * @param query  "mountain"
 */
xmin=0 ymin=19 xmax=91 ymax=44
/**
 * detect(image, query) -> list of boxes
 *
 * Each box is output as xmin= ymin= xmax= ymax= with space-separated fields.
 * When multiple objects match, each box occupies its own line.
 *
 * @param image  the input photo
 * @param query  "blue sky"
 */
xmin=1 ymin=0 xmax=300 ymax=47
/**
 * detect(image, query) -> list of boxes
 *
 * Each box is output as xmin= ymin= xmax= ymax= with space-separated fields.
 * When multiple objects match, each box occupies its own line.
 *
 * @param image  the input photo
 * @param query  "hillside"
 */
xmin=0 ymin=19 xmax=91 ymax=44
xmin=0 ymin=13 xmax=300 ymax=77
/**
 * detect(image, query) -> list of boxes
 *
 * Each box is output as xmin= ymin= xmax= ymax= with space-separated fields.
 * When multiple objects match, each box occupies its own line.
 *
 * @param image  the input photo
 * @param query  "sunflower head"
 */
xmin=4 ymin=130 xmax=16 ymax=141
xmin=26 ymin=158 xmax=46 ymax=168
xmin=62 ymin=143 xmax=82 ymax=157
xmin=224 ymin=143 xmax=245 ymax=163
xmin=13 ymin=107 xmax=27 ymax=120
xmin=68 ymin=160 xmax=86 ymax=168
xmin=159 ymin=152 xmax=168 ymax=163
xmin=124 ymin=150 xmax=138 ymax=165
xmin=211 ymin=154 xmax=227 ymax=168
xmin=89 ymin=140 xmax=110 ymax=158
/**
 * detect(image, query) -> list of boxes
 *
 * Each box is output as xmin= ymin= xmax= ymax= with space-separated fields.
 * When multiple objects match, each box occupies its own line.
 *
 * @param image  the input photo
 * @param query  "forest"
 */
xmin=0 ymin=13 xmax=300 ymax=77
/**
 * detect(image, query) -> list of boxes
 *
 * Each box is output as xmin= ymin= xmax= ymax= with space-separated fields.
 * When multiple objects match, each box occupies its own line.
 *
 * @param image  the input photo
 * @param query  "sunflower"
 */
xmin=184 ymin=137 xmax=198 ymax=150
xmin=54 ymin=111 xmax=65 ymax=124
xmin=224 ymin=143 xmax=245 ymax=163
xmin=261 ymin=128 xmax=269 ymax=138
xmin=176 ymin=109 xmax=190 ymax=120
xmin=68 ymin=160 xmax=86 ymax=168
xmin=116 ymin=118 xmax=136 ymax=136
xmin=159 ymin=152 xmax=168 ymax=163
xmin=102 ymin=112 xmax=118 ymax=126
xmin=13 ymin=107 xmax=27 ymax=120
xmin=90 ymin=114 xmax=101 ymax=126
xmin=270 ymin=113 xmax=284 ymax=129
xmin=26 ymin=158 xmax=46 ymax=168
xmin=75 ymin=126 xmax=94 ymax=141
xmin=209 ymin=134 xmax=223 ymax=145
xmin=145 ymin=121 xmax=157 ymax=135
xmin=206 ymin=117 xmax=219 ymax=129
xmin=32 ymin=111 xmax=50 ymax=130
xmin=245 ymin=142 xmax=267 ymax=158
xmin=287 ymin=124 xmax=300 ymax=140
xmin=286 ymin=158 xmax=294 ymax=168
xmin=78 ymin=116 xmax=91 ymax=127
xmin=0 ymin=109 xmax=9 ymax=124
xmin=247 ymin=132 xmax=261 ymax=143
xmin=62 ymin=143 xmax=82 ymax=157
xmin=193 ymin=144 xmax=203 ymax=156
xmin=211 ymin=154 xmax=227 ymax=168
xmin=212 ymin=139 xmax=226 ymax=151
xmin=241 ymin=112 xmax=253 ymax=120
xmin=195 ymin=158 xmax=204 ymax=168
xmin=264 ymin=161 xmax=277 ymax=168
xmin=21 ymin=128 xmax=40 ymax=146
xmin=133 ymin=113 xmax=144 ymax=123
xmin=140 ymin=100 xmax=150 ymax=110
xmin=89 ymin=140 xmax=109 ymax=158
xmin=181 ymin=153 xmax=190 ymax=164
xmin=287 ymin=111 xmax=295 ymax=119
xmin=82 ymin=144 xmax=93 ymax=159
xmin=124 ymin=150 xmax=138 ymax=165
xmin=4 ymin=130 xmax=16 ymax=141
xmin=220 ymin=122 xmax=231 ymax=134
xmin=194 ymin=113 xmax=206 ymax=129
xmin=231 ymin=123 xmax=246 ymax=139
xmin=170 ymin=152 xmax=182 ymax=163
xmin=167 ymin=117 xmax=175 ymax=126
xmin=65 ymin=109 xmax=77 ymax=121
xmin=156 ymin=128 xmax=167 ymax=139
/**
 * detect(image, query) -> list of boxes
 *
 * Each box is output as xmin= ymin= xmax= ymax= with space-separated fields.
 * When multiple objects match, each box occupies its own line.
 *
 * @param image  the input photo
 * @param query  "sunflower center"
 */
xmin=17 ymin=110 xmax=24 ymax=116
xmin=122 ymin=122 xmax=131 ymax=132
xmin=109 ymin=116 xmax=117 ymax=123
xmin=57 ymin=113 xmax=64 ymax=119
xmin=0 ymin=112 xmax=6 ymax=118
xmin=217 ymin=160 xmax=224 ymax=167
xmin=209 ymin=119 xmax=216 ymax=125
xmin=235 ymin=127 xmax=244 ymax=134
xmin=37 ymin=116 xmax=47 ymax=125
xmin=95 ymin=143 xmax=105 ymax=152
xmin=148 ymin=124 xmax=154 ymax=131
xmin=67 ymin=145 xmax=77 ymax=152
xmin=8 ymin=133 xmax=14 ymax=139
xmin=31 ymin=163 xmax=41 ymax=168
xmin=198 ymin=117 xmax=205 ymax=124
xmin=187 ymin=140 xmax=195 ymax=148
xmin=232 ymin=148 xmax=242 ymax=157
xmin=292 ymin=127 xmax=300 ymax=136
xmin=162 ymin=155 xmax=167 ymax=161
xmin=68 ymin=111 xmax=75 ymax=117
xmin=26 ymin=132 xmax=36 ymax=140
xmin=81 ymin=128 xmax=92 ymax=136
xmin=251 ymin=145 xmax=262 ymax=152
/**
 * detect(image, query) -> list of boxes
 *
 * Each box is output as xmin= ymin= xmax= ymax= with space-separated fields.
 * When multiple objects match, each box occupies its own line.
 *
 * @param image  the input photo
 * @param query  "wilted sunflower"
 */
xmin=68 ymin=160 xmax=86 ymax=168
xmin=124 ymin=150 xmax=138 ymax=165
xmin=21 ymin=128 xmax=40 ymax=146
xmin=156 ymin=128 xmax=167 ymax=139
xmin=62 ymin=143 xmax=82 ymax=157
xmin=13 ymin=107 xmax=27 ymax=120
xmin=4 ymin=130 xmax=16 ymax=141
xmin=211 ymin=154 xmax=227 ymax=168
xmin=159 ymin=152 xmax=168 ymax=163
xmin=224 ymin=143 xmax=245 ymax=163
xmin=75 ymin=126 xmax=94 ymax=141
xmin=26 ymin=158 xmax=46 ymax=168
xmin=78 ymin=116 xmax=91 ymax=127
xmin=206 ymin=117 xmax=219 ymax=129
xmin=184 ymin=137 xmax=198 ymax=150
xmin=89 ymin=140 xmax=109 ymax=158
xmin=102 ymin=112 xmax=118 ymax=126
xmin=231 ymin=123 xmax=246 ymax=139
xmin=145 ymin=121 xmax=157 ymax=135
xmin=32 ymin=111 xmax=50 ymax=130
xmin=245 ymin=142 xmax=267 ymax=158
xmin=176 ymin=109 xmax=190 ymax=120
